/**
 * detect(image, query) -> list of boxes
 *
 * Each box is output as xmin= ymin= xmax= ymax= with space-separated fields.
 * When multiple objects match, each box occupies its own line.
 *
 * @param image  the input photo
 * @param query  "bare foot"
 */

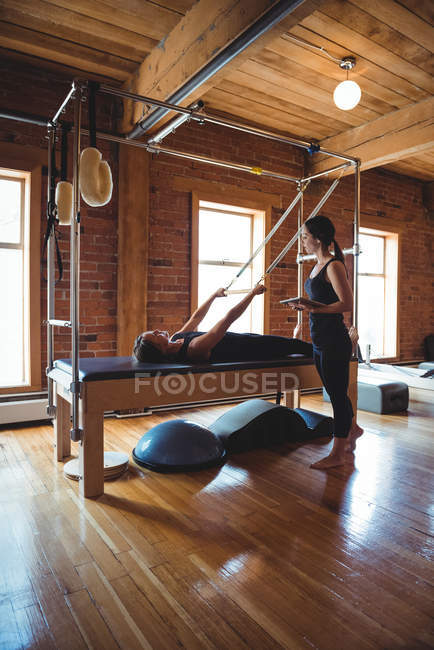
xmin=310 ymin=453 xmax=347 ymax=470
xmin=347 ymin=424 xmax=364 ymax=453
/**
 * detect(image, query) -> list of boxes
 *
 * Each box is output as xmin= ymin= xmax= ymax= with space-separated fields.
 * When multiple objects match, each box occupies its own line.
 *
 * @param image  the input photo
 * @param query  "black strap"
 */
xmin=41 ymin=220 xmax=63 ymax=284
xmin=41 ymin=132 xmax=63 ymax=283
xmin=88 ymin=81 xmax=98 ymax=148
xmin=60 ymin=123 xmax=71 ymax=181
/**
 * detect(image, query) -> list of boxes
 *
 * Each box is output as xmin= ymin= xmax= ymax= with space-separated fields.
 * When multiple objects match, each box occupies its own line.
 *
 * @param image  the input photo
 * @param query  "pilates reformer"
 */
xmin=36 ymin=80 xmax=361 ymax=497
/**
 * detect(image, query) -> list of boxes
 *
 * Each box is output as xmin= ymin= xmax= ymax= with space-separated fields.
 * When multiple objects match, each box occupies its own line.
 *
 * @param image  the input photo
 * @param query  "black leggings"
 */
xmin=209 ymin=333 xmax=313 ymax=362
xmin=313 ymin=339 xmax=353 ymax=438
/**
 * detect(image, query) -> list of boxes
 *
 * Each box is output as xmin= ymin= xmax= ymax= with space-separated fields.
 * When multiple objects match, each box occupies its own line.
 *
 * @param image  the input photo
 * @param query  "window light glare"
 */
xmin=333 ymin=79 xmax=361 ymax=111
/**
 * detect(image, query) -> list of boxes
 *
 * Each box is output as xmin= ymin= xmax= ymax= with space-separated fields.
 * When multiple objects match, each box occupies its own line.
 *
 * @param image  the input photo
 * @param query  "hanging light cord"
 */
xmin=282 ymin=33 xmax=343 ymax=65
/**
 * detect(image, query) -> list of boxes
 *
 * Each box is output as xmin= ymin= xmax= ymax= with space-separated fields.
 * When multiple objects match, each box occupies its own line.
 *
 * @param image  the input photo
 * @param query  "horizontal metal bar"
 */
xmin=301 ymin=162 xmax=352 ymax=182
xmin=199 ymin=260 xmax=244 ymax=267
xmin=98 ymin=83 xmax=358 ymax=163
xmin=51 ymin=82 xmax=76 ymax=126
xmin=297 ymin=247 xmax=356 ymax=262
xmin=225 ymin=289 xmax=250 ymax=294
xmin=47 ymin=319 xmax=72 ymax=327
xmin=148 ymin=144 xmax=299 ymax=182
xmin=0 ymin=108 xmax=47 ymax=127
xmin=193 ymin=112 xmax=314 ymax=151
xmin=147 ymin=100 xmax=204 ymax=145
xmin=99 ymin=85 xmax=193 ymax=118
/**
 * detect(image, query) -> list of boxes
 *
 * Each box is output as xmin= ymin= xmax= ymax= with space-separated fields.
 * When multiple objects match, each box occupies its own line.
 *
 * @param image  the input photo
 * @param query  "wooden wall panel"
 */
xmin=117 ymin=145 xmax=149 ymax=356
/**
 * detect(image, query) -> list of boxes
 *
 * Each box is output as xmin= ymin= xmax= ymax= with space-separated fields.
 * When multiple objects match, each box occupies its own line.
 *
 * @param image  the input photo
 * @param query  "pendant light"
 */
xmin=333 ymin=56 xmax=361 ymax=111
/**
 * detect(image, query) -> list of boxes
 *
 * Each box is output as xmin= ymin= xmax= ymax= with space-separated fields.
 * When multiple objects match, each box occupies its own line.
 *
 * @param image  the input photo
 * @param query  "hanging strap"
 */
xmin=88 ymin=81 xmax=98 ymax=148
xmin=41 ymin=128 xmax=63 ymax=283
xmin=225 ymin=182 xmax=309 ymax=291
xmin=60 ymin=122 xmax=71 ymax=180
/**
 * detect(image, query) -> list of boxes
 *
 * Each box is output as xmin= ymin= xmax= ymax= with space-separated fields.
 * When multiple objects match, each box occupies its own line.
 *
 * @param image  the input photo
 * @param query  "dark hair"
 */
xmin=132 ymin=334 xmax=165 ymax=363
xmin=304 ymin=214 xmax=345 ymax=263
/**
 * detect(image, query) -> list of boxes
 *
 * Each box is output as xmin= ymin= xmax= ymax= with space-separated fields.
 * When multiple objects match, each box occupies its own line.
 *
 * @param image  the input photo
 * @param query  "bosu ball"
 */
xmin=132 ymin=399 xmax=334 ymax=473
xmin=132 ymin=419 xmax=226 ymax=472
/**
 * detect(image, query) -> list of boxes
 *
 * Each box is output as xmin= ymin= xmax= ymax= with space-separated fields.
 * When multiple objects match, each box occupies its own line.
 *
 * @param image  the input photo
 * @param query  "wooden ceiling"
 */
xmin=0 ymin=0 xmax=433 ymax=181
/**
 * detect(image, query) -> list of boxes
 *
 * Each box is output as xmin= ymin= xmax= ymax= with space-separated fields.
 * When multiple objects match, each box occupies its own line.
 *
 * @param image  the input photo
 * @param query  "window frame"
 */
xmin=0 ymin=144 xmax=42 ymax=394
xmin=192 ymin=190 xmax=272 ymax=334
xmin=358 ymin=226 xmax=400 ymax=361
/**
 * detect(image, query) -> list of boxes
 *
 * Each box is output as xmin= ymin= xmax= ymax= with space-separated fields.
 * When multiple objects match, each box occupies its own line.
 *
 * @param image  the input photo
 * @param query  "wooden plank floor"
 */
xmin=0 ymin=391 xmax=433 ymax=649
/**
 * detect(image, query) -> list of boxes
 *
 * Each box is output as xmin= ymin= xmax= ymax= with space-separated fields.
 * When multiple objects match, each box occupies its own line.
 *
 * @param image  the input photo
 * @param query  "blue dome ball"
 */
xmin=133 ymin=419 xmax=226 ymax=472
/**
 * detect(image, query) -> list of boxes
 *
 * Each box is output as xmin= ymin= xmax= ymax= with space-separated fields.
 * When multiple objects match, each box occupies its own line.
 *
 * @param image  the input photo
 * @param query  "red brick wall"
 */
xmin=148 ymin=123 xmax=433 ymax=361
xmin=1 ymin=57 xmax=432 ymax=385
xmin=0 ymin=59 xmax=118 ymax=388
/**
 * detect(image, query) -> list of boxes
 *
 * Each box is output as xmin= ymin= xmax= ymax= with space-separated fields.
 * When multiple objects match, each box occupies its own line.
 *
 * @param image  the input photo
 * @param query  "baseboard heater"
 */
xmin=0 ymin=393 xmax=50 ymax=425
xmin=0 ymin=387 xmax=322 ymax=425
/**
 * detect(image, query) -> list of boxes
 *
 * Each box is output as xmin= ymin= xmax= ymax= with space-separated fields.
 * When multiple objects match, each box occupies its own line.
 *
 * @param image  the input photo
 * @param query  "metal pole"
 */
xmin=123 ymin=0 xmax=308 ymax=139
xmin=148 ymin=144 xmax=299 ymax=182
xmin=227 ymin=185 xmax=306 ymax=290
xmin=353 ymin=161 xmax=361 ymax=328
xmin=301 ymin=162 xmax=352 ymax=182
xmin=97 ymin=84 xmax=359 ymax=164
xmin=297 ymin=185 xmax=304 ymax=329
xmin=147 ymin=100 xmax=204 ymax=145
xmin=298 ymin=247 xmax=356 ymax=262
xmin=51 ymin=82 xmax=76 ymax=126
xmin=265 ymin=176 xmax=342 ymax=275
xmin=70 ymin=84 xmax=82 ymax=442
xmin=46 ymin=126 xmax=56 ymax=417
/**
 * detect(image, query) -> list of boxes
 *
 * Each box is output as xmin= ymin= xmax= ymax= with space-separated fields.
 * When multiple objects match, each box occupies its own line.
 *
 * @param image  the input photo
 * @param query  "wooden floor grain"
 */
xmin=0 ymin=390 xmax=433 ymax=649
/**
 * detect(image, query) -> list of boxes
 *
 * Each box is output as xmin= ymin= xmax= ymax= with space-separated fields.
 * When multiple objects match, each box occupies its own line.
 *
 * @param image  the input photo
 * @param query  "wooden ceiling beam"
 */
xmin=41 ymin=0 xmax=179 ymax=41
xmin=119 ymin=0 xmax=326 ymax=134
xmin=349 ymin=0 xmax=434 ymax=54
xmin=0 ymin=23 xmax=137 ymax=80
xmin=0 ymin=0 xmax=155 ymax=62
xmin=310 ymin=97 xmax=434 ymax=175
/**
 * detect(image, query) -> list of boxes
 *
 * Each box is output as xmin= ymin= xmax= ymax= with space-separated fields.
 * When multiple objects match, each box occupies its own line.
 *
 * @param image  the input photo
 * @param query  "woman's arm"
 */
xmin=175 ymin=288 xmax=226 ymax=334
xmin=187 ymin=285 xmax=266 ymax=361
xmin=299 ymin=261 xmax=353 ymax=314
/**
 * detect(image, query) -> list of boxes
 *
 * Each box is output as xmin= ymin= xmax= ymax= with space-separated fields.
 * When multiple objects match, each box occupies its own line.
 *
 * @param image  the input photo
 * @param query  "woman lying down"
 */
xmin=133 ymin=286 xmax=313 ymax=364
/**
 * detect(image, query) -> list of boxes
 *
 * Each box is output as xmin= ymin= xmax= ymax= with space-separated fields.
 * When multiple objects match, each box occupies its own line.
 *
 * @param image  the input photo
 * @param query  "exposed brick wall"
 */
xmin=0 ymin=59 xmax=118 ymax=388
xmin=1 ymin=56 xmax=432 ymax=387
xmin=148 ymin=124 xmax=433 ymax=361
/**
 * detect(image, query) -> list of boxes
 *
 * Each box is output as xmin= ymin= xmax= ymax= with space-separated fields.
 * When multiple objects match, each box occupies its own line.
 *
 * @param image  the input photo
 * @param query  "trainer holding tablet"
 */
xmin=282 ymin=215 xmax=363 ymax=469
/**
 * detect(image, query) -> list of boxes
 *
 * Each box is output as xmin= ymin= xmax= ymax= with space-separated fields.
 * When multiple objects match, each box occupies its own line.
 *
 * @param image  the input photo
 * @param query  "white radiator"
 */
xmin=0 ymin=398 xmax=51 ymax=425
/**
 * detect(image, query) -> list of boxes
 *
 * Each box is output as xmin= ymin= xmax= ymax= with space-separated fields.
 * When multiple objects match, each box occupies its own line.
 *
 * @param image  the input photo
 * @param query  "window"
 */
xmin=357 ymin=228 xmax=399 ymax=359
xmin=193 ymin=198 xmax=267 ymax=333
xmin=0 ymin=149 xmax=42 ymax=393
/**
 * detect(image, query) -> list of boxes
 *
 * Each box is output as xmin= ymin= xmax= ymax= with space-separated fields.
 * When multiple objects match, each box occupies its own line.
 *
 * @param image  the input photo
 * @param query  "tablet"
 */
xmin=279 ymin=296 xmax=325 ymax=308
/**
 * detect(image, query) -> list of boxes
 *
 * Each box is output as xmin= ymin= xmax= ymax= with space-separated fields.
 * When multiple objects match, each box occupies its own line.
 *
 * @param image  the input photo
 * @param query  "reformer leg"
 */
xmin=283 ymin=390 xmax=300 ymax=409
xmin=78 ymin=401 xmax=104 ymax=498
xmin=53 ymin=385 xmax=71 ymax=461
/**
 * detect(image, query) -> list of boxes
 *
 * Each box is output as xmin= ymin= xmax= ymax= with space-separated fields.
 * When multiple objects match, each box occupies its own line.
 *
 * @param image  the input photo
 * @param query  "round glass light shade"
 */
xmin=333 ymin=80 xmax=361 ymax=110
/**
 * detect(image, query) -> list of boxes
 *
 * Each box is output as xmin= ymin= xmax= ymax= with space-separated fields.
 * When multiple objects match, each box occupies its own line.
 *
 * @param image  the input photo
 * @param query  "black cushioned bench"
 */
xmin=49 ymin=355 xmax=358 ymax=497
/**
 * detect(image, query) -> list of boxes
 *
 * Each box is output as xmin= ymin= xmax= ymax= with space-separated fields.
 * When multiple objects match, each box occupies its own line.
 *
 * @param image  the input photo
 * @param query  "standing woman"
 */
xmin=298 ymin=215 xmax=363 ymax=469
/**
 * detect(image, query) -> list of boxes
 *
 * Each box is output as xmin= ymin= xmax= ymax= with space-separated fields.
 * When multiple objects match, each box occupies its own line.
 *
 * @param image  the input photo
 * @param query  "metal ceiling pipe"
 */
xmin=126 ymin=0 xmax=307 ymax=140
xmin=0 ymin=108 xmax=47 ymax=127
xmin=147 ymin=100 xmax=204 ymax=145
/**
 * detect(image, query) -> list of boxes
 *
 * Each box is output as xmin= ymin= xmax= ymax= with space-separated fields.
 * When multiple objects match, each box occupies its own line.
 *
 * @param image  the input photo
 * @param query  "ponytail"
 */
xmin=333 ymin=238 xmax=345 ymax=263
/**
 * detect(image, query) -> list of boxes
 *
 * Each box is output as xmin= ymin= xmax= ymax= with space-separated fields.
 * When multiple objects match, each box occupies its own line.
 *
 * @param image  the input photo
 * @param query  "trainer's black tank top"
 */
xmin=304 ymin=259 xmax=349 ymax=349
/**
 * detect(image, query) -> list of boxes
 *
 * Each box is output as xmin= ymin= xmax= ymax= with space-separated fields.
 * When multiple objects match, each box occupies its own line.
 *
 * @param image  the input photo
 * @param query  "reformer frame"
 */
xmin=42 ymin=79 xmax=360 ymax=495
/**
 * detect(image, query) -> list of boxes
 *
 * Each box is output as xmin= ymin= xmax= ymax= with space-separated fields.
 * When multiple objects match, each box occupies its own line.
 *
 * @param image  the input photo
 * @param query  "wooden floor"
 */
xmin=1 ymin=391 xmax=433 ymax=649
